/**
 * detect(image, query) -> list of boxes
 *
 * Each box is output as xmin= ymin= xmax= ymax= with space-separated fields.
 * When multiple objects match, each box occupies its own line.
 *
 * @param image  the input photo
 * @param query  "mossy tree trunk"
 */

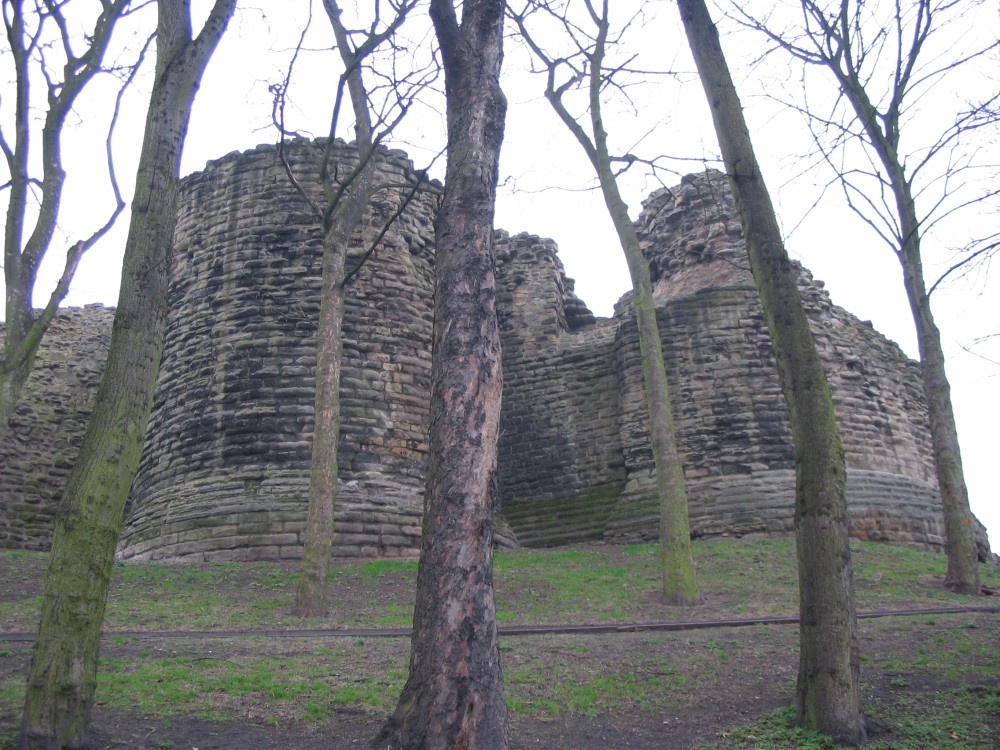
xmin=903 ymin=255 xmax=981 ymax=592
xmin=677 ymin=0 xmax=867 ymax=743
xmin=17 ymin=3 xmax=236 ymax=747
xmin=511 ymin=0 xmax=700 ymax=606
xmin=372 ymin=0 xmax=510 ymax=747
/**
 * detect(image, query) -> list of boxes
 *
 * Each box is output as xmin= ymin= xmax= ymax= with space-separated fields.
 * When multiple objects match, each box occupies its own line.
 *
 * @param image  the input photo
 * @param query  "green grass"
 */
xmin=2 ymin=540 xmax=996 ymax=633
xmin=495 ymin=546 xmax=659 ymax=623
xmin=701 ymin=685 xmax=1000 ymax=749
xmin=371 ymin=603 xmax=412 ymax=627
xmin=93 ymin=641 xmax=409 ymax=721
xmin=1 ymin=539 xmax=997 ymax=744
xmin=357 ymin=559 xmax=418 ymax=580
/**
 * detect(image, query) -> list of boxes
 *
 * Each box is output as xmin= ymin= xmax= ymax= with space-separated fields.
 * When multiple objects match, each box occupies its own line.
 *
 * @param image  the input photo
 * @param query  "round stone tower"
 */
xmin=117 ymin=140 xmax=439 ymax=562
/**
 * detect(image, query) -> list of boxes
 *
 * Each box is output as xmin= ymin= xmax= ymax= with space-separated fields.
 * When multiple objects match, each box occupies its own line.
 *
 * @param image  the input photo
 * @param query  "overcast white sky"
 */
xmin=9 ymin=1 xmax=998 ymax=546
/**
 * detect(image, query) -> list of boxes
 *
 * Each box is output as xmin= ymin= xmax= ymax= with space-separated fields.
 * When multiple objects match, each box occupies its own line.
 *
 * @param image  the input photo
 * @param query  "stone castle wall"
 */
xmin=597 ymin=177 xmax=943 ymax=546
xmin=492 ymin=174 xmax=946 ymax=550
xmin=0 ymin=305 xmax=114 ymax=549
xmin=494 ymin=234 xmax=625 ymax=544
xmin=0 ymin=146 xmax=978 ymax=559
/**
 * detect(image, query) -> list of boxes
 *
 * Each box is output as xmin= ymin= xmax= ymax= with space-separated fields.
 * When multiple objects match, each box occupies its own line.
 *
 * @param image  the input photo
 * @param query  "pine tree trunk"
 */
xmin=372 ymin=1 xmax=510 ymax=747
xmin=677 ymin=0 xmax=867 ymax=743
xmin=18 ymin=4 xmax=236 ymax=747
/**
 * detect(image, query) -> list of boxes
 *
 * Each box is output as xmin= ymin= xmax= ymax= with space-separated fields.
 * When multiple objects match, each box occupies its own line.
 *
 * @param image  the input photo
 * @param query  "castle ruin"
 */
xmin=2 ymin=140 xmax=984 ymax=560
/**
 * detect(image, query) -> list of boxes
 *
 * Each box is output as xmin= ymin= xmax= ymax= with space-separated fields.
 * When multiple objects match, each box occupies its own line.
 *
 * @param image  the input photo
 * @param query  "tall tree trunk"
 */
xmin=510 ymin=0 xmax=700 ymax=605
xmin=592 ymin=135 xmax=699 ymax=607
xmin=293 ymin=153 xmax=376 ymax=617
xmin=291 ymin=0 xmax=399 ymax=617
xmin=18 ymin=3 xmax=236 ymax=747
xmin=909 ymin=282 xmax=980 ymax=593
xmin=831 ymin=66 xmax=982 ymax=594
xmin=583 ymin=3 xmax=697 ymax=604
xmin=677 ymin=0 xmax=866 ymax=744
xmin=372 ymin=0 xmax=510 ymax=747
xmin=292 ymin=229 xmax=348 ymax=617
xmin=598 ymin=174 xmax=698 ymax=605
xmin=889 ymin=167 xmax=980 ymax=594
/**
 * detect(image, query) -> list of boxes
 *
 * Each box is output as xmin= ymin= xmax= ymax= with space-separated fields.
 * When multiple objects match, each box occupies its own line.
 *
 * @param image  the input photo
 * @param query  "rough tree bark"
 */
xmin=511 ymin=0 xmax=699 ymax=605
xmin=18 ymin=2 xmax=236 ymax=747
xmin=677 ymin=0 xmax=867 ymax=743
xmin=371 ymin=0 xmax=510 ymax=747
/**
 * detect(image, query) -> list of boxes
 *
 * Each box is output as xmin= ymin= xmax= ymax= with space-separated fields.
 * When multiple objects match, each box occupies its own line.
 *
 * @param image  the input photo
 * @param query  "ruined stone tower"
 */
xmin=495 ymin=174 xmax=947 ymax=549
xmin=2 ymin=142 xmax=981 ymax=560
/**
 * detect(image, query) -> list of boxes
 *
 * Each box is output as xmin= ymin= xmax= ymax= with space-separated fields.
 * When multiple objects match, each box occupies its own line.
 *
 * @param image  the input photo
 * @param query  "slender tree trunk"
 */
xmin=1 ymin=1 xmax=128 ymax=435
xmin=595 ymin=151 xmax=699 ymax=606
xmin=513 ymin=0 xmax=699 ymax=604
xmin=584 ymin=5 xmax=697 ymax=604
xmin=293 ymin=232 xmax=347 ymax=617
xmin=905 ymin=257 xmax=980 ymax=591
xmin=677 ymin=0 xmax=866 ymax=743
xmin=834 ymin=70 xmax=982 ymax=592
xmin=291 ymin=0 xmax=399 ymax=617
xmin=18 ymin=4 xmax=236 ymax=747
xmin=372 ymin=0 xmax=510 ymax=747
xmin=292 ymin=151 xmax=378 ymax=617
xmin=598 ymin=179 xmax=698 ymax=604
xmin=892 ymin=177 xmax=980 ymax=593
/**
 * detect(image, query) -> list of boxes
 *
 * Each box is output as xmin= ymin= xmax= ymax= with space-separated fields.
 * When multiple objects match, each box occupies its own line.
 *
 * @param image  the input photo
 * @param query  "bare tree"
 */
xmin=677 ymin=0 xmax=867 ymax=742
xmin=276 ymin=0 xmax=434 ymax=617
xmin=372 ymin=0 xmax=510 ymax=746
xmin=510 ymin=0 xmax=700 ymax=605
xmin=0 ymin=0 xmax=146 ymax=434
xmin=18 ymin=1 xmax=236 ymax=746
xmin=732 ymin=0 xmax=999 ymax=593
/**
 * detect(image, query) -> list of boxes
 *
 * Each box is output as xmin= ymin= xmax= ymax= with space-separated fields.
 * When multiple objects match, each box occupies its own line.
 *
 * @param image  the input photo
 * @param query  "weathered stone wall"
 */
xmin=600 ymin=173 xmax=944 ymax=547
xmin=494 ymin=171 xmax=954 ymax=552
xmin=495 ymin=233 xmax=625 ymax=545
xmin=1 ymin=150 xmax=982 ymax=559
xmin=117 ymin=140 xmax=436 ymax=562
xmin=0 ymin=305 xmax=114 ymax=548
